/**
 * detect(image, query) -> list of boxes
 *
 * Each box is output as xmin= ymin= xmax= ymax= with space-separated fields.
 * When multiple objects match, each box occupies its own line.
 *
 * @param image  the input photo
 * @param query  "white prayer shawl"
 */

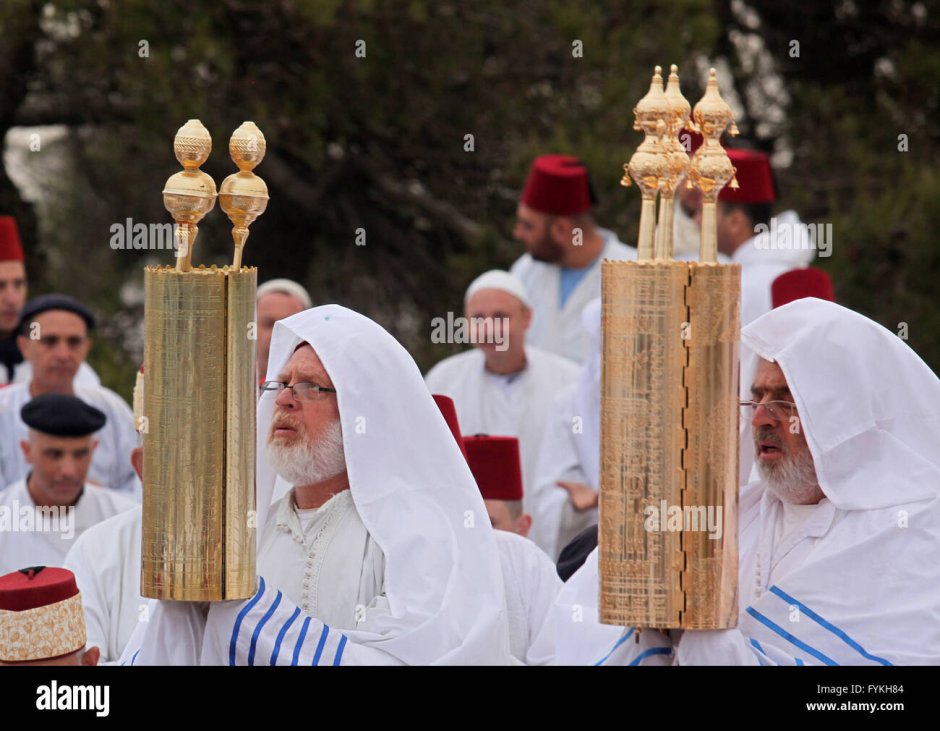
xmin=0 ymin=360 xmax=100 ymax=388
xmin=511 ymin=228 xmax=636 ymax=363
xmin=424 ymin=345 xmax=579 ymax=514
xmin=528 ymin=300 xmax=601 ymax=559
xmin=64 ymin=506 xmax=143 ymax=664
xmin=683 ymin=299 xmax=940 ymax=665
xmin=494 ymin=530 xmax=562 ymax=665
xmin=0 ymin=382 xmax=141 ymax=499
xmin=0 ymin=478 xmax=137 ymax=575
xmin=122 ymin=305 xmax=512 ymax=666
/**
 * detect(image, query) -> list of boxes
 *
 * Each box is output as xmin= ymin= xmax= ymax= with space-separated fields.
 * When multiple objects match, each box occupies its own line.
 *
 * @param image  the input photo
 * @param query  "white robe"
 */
xmin=0 ymin=382 xmax=141 ymax=499
xmin=425 ymin=345 xmax=579 ymax=515
xmin=121 ymin=304 xmax=512 ymax=666
xmin=258 ymin=489 xmax=386 ymax=631
xmin=79 ymin=488 xmax=387 ymax=665
xmin=63 ymin=505 xmax=143 ymax=664
xmin=510 ymin=228 xmax=635 ymax=363
xmin=494 ymin=530 xmax=561 ymax=665
xmin=528 ymin=384 xmax=596 ymax=560
xmin=558 ymin=299 xmax=940 ymax=665
xmin=0 ymin=478 xmax=137 ymax=575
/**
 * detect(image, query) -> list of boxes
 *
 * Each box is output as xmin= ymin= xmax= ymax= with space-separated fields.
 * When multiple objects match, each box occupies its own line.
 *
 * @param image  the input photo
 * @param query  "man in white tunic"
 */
xmin=0 ymin=295 xmax=138 ymax=497
xmin=0 ymin=394 xmax=136 ymax=574
xmin=510 ymin=155 xmax=636 ymax=363
xmin=426 ymin=270 xmax=578 ymax=514
xmin=529 ymin=299 xmax=601 ymax=560
xmin=462 ymin=433 xmax=561 ymax=665
xmin=555 ymin=298 xmax=940 ymax=665
xmin=121 ymin=304 xmax=511 ymax=665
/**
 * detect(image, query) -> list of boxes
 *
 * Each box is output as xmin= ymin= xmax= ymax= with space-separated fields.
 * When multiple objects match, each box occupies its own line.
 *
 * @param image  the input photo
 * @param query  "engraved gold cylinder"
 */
xmin=599 ymin=260 xmax=740 ymax=629
xmin=141 ymin=265 xmax=257 ymax=601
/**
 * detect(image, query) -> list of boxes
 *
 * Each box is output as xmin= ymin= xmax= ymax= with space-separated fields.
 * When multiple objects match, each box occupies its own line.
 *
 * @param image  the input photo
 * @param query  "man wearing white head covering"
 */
xmin=553 ymin=298 xmax=940 ymax=665
xmin=120 ymin=304 xmax=512 ymax=665
xmin=255 ymin=278 xmax=312 ymax=380
xmin=426 ymin=270 xmax=579 ymax=522
xmin=528 ymin=299 xmax=601 ymax=560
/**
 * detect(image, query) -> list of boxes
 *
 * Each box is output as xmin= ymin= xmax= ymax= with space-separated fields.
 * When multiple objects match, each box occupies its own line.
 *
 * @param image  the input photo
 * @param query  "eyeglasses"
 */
xmin=740 ymin=400 xmax=798 ymax=422
xmin=260 ymin=381 xmax=337 ymax=401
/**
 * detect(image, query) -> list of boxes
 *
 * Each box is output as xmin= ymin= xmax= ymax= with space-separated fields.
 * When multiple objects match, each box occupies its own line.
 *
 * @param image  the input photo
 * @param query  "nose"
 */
xmin=274 ymin=385 xmax=297 ymax=409
xmin=60 ymin=455 xmax=79 ymax=480
xmin=751 ymin=401 xmax=777 ymax=429
xmin=512 ymin=221 xmax=524 ymax=242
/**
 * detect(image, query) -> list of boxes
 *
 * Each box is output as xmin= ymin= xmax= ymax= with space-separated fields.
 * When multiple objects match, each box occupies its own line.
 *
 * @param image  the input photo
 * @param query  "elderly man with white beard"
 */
xmin=120 ymin=305 xmax=512 ymax=666
xmin=553 ymin=298 xmax=940 ymax=665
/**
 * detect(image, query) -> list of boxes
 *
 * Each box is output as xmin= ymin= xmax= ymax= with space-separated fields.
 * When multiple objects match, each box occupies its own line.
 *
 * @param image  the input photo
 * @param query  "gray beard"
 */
xmin=758 ymin=442 xmax=824 ymax=504
xmin=265 ymin=419 xmax=346 ymax=486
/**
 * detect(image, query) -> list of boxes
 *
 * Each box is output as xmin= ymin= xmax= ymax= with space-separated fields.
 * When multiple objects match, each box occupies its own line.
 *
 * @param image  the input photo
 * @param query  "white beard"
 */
xmin=758 ymin=443 xmax=824 ymax=504
xmin=266 ymin=419 xmax=346 ymax=486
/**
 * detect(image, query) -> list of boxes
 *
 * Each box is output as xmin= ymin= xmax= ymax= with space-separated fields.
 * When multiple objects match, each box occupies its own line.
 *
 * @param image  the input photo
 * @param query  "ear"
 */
xmin=131 ymin=447 xmax=143 ymax=480
xmin=519 ymin=305 xmax=533 ymax=332
xmin=79 ymin=336 xmax=92 ymax=359
xmin=515 ymin=513 xmax=532 ymax=538
xmin=19 ymin=440 xmax=31 ymax=464
xmin=550 ymin=216 xmax=573 ymax=245
xmin=89 ymin=437 xmax=99 ymax=457
xmin=82 ymin=646 xmax=100 ymax=667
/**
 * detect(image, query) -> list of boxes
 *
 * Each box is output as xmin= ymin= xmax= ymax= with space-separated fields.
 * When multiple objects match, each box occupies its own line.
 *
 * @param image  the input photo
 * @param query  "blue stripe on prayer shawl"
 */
xmin=333 ymin=635 xmax=348 ymax=666
xmin=594 ymin=627 xmax=636 ymax=666
xmin=795 ymin=657 xmax=805 ymax=666
xmin=131 ymin=649 xmax=140 ymax=666
xmin=768 ymin=585 xmax=893 ymax=666
xmin=270 ymin=606 xmax=301 ymax=666
xmin=248 ymin=590 xmax=282 ymax=666
xmin=230 ymin=576 xmax=267 ymax=666
xmin=629 ymin=646 xmax=673 ymax=666
xmin=291 ymin=617 xmax=311 ymax=666
xmin=745 ymin=606 xmax=838 ymax=666
xmin=312 ymin=624 xmax=331 ymax=666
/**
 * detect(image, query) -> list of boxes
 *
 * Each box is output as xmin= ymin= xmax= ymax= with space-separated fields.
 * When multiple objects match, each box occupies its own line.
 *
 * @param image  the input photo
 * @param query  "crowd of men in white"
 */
xmin=1 ymin=151 xmax=937 ymax=667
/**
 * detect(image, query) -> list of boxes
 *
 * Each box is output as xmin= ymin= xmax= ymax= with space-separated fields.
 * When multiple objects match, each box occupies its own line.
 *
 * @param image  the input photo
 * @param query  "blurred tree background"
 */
xmin=0 ymin=0 xmax=937 ymax=401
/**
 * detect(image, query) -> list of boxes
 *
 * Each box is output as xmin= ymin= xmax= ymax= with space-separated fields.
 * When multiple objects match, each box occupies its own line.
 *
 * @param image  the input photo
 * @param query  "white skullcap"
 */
xmin=464 ymin=270 xmax=530 ymax=308
xmin=256 ymin=278 xmax=313 ymax=309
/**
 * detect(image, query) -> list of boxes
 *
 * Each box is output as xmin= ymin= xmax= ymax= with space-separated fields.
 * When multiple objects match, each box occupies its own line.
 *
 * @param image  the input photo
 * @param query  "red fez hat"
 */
xmin=463 ymin=434 xmax=524 ymax=501
xmin=771 ymin=267 xmax=835 ymax=308
xmin=0 ymin=566 xmax=86 ymax=662
xmin=432 ymin=394 xmax=469 ymax=461
xmin=720 ymin=148 xmax=775 ymax=205
xmin=520 ymin=155 xmax=596 ymax=216
xmin=0 ymin=216 xmax=24 ymax=263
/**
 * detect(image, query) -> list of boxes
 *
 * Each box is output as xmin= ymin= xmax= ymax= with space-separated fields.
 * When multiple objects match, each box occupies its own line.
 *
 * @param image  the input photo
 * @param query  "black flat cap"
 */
xmin=18 ymin=294 xmax=95 ymax=334
xmin=21 ymin=394 xmax=106 ymax=437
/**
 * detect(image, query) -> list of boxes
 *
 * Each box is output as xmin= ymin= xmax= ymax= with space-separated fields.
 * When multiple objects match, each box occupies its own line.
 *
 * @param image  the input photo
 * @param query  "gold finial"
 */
xmin=653 ymin=64 xmax=693 ymax=260
xmin=162 ymin=120 xmax=218 ymax=272
xmin=624 ymin=66 xmax=669 ymax=261
xmin=219 ymin=122 xmax=270 ymax=269
xmin=687 ymin=68 xmax=738 ymax=262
